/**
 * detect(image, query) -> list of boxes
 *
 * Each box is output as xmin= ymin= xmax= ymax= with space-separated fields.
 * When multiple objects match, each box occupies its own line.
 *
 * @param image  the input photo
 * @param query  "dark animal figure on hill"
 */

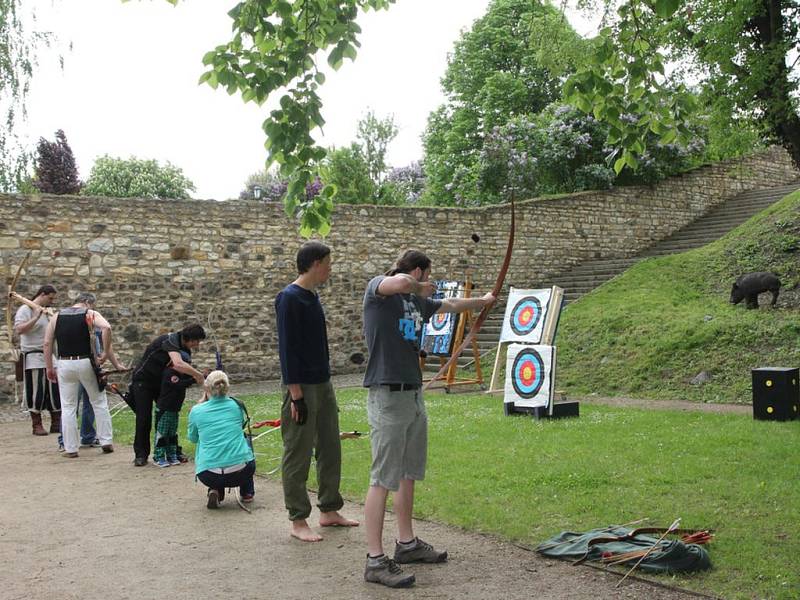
xmin=730 ymin=272 xmax=781 ymax=309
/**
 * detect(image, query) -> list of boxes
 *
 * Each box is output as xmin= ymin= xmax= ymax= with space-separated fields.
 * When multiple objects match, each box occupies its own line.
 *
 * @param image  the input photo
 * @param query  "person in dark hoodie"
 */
xmin=129 ymin=324 xmax=206 ymax=466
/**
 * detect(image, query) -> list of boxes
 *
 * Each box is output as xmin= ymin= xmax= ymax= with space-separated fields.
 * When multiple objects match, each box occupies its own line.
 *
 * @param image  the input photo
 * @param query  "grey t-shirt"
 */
xmin=362 ymin=275 xmax=442 ymax=387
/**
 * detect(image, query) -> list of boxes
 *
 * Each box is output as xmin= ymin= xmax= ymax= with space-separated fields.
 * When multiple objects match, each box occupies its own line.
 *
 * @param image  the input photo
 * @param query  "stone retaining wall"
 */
xmin=1 ymin=147 xmax=796 ymax=400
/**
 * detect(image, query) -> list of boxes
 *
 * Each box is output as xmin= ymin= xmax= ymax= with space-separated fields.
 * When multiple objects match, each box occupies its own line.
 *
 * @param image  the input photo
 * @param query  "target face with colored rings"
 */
xmin=509 ymin=296 xmax=542 ymax=336
xmin=430 ymin=312 xmax=450 ymax=332
xmin=511 ymin=348 xmax=545 ymax=399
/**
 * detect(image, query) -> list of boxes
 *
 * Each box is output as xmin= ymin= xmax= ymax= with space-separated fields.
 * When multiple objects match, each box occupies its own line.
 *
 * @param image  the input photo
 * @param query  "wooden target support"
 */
xmin=487 ymin=285 xmax=564 ymax=395
xmin=420 ymin=276 xmax=484 ymax=392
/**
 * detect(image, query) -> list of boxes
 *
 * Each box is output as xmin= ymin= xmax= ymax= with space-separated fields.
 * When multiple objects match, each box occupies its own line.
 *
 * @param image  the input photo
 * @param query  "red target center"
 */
xmin=519 ymin=360 xmax=537 ymax=385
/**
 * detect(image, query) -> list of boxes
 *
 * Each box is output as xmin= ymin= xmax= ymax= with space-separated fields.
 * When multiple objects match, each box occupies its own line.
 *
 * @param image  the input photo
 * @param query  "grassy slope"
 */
xmin=556 ymin=190 xmax=800 ymax=403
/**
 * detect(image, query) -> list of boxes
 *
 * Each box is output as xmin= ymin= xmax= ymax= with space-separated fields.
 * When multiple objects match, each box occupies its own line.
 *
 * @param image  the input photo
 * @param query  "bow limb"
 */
xmin=423 ymin=198 xmax=516 ymax=391
xmin=6 ymin=251 xmax=32 ymax=362
xmin=207 ymin=304 xmax=224 ymax=372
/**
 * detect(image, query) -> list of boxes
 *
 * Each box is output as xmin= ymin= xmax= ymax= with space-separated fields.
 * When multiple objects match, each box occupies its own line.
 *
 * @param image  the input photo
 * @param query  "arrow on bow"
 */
xmin=423 ymin=199 xmax=515 ymax=391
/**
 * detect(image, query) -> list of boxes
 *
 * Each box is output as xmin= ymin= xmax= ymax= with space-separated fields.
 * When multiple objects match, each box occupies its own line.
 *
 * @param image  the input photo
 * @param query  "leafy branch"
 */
xmin=190 ymin=0 xmax=395 ymax=236
xmin=563 ymin=0 xmax=697 ymax=173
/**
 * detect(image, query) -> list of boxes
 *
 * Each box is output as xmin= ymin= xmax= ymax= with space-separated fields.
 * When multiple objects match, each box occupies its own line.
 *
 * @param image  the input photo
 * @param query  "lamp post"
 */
xmin=253 ymin=184 xmax=263 ymax=200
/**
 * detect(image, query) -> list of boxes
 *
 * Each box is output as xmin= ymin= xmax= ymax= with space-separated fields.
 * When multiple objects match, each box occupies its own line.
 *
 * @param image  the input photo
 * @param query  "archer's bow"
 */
xmin=207 ymin=305 xmax=224 ymax=372
xmin=424 ymin=199 xmax=515 ymax=391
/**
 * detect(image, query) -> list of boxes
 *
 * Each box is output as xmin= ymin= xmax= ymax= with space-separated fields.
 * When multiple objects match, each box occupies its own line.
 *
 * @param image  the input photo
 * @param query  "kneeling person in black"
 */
xmin=130 ymin=324 xmax=206 ymax=466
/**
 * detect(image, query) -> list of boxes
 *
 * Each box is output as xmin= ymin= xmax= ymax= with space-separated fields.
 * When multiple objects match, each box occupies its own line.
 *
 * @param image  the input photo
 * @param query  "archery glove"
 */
xmin=291 ymin=397 xmax=308 ymax=426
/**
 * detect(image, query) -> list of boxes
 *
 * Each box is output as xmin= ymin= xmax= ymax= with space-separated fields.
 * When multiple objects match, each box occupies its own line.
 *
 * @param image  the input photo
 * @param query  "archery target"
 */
xmin=504 ymin=344 xmax=555 ymax=408
xmin=500 ymin=287 xmax=553 ymax=343
xmin=420 ymin=280 xmax=462 ymax=356
xmin=509 ymin=296 xmax=542 ymax=336
xmin=429 ymin=312 xmax=451 ymax=333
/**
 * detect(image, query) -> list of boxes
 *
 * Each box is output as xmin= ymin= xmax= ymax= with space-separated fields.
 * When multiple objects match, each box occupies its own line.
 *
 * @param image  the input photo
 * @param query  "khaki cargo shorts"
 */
xmin=366 ymin=385 xmax=428 ymax=491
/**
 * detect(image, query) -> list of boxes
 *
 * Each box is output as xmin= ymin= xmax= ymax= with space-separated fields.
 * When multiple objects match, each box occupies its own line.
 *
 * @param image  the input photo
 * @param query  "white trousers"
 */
xmin=56 ymin=359 xmax=112 ymax=453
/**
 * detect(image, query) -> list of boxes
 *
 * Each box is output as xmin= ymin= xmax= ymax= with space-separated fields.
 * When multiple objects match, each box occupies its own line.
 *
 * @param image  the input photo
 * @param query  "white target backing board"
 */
xmin=500 ymin=287 xmax=554 ymax=344
xmin=504 ymin=344 xmax=556 ymax=408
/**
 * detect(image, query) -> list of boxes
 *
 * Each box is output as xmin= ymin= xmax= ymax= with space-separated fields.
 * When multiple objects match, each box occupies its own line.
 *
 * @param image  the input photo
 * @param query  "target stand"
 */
xmin=505 ymin=392 xmax=580 ymax=420
xmin=487 ymin=286 xmax=564 ymax=394
xmin=420 ymin=276 xmax=485 ymax=392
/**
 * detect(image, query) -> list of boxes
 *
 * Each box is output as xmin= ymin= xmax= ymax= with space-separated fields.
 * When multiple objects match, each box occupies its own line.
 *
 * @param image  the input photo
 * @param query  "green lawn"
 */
xmin=110 ymin=388 xmax=800 ymax=600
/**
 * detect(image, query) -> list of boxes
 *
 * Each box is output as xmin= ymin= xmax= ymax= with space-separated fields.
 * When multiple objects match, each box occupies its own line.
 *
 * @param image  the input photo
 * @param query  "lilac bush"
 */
xmin=384 ymin=161 xmax=426 ymax=204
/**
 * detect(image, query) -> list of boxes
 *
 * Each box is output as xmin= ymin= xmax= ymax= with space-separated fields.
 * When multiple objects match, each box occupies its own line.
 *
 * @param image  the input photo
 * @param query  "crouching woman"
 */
xmin=187 ymin=370 xmax=255 ymax=509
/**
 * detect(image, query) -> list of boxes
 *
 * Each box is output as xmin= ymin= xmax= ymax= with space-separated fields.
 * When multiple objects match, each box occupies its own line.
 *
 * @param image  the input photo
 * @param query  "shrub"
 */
xmin=318 ymin=145 xmax=375 ymax=203
xmin=82 ymin=156 xmax=195 ymax=199
xmin=32 ymin=129 xmax=81 ymax=194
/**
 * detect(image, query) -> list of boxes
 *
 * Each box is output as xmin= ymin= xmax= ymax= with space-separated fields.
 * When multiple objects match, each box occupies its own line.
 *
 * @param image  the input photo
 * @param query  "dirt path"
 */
xmin=2 ymin=423 xmax=705 ymax=600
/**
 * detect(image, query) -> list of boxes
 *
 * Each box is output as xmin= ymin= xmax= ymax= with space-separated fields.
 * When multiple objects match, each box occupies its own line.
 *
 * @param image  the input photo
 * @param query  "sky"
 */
xmin=23 ymin=1 xmax=596 ymax=200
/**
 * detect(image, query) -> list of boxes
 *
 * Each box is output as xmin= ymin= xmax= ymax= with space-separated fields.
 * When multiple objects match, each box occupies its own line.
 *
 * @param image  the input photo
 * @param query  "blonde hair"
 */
xmin=205 ymin=370 xmax=230 ymax=398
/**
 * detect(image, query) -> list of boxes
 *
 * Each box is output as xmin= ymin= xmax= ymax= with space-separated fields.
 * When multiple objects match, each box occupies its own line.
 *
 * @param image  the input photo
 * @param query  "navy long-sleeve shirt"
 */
xmin=274 ymin=283 xmax=331 ymax=385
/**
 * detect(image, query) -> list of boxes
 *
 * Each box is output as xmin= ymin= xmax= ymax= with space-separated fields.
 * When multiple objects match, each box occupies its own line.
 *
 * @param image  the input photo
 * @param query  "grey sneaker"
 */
xmin=393 ymin=537 xmax=448 ymax=564
xmin=207 ymin=489 xmax=220 ymax=509
xmin=364 ymin=555 xmax=415 ymax=588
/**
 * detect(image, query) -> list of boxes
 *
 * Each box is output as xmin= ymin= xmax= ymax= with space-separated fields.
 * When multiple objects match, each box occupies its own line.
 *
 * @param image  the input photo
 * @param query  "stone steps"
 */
xmin=462 ymin=180 xmax=800 ymax=361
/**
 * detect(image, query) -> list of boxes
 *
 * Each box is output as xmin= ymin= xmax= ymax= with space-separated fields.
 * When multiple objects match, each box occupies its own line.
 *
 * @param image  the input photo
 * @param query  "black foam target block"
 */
xmin=752 ymin=367 xmax=799 ymax=421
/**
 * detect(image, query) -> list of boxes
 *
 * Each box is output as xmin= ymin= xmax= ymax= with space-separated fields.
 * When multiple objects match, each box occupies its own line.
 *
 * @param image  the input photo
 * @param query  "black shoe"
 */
xmin=394 ymin=537 xmax=448 ymax=564
xmin=207 ymin=489 xmax=220 ymax=509
xmin=134 ymin=456 xmax=147 ymax=467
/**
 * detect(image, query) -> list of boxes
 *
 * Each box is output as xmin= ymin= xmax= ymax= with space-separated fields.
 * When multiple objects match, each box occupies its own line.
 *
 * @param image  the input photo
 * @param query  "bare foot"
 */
xmin=319 ymin=511 xmax=360 ymax=527
xmin=290 ymin=519 xmax=323 ymax=542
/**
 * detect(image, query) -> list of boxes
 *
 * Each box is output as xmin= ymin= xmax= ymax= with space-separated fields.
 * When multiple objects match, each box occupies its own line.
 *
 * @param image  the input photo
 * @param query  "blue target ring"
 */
xmin=511 ymin=348 xmax=545 ymax=399
xmin=509 ymin=296 xmax=542 ymax=337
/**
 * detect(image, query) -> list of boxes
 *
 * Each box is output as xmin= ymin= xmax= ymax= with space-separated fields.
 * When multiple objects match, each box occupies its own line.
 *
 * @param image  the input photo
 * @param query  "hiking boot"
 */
xmin=31 ymin=412 xmax=48 ymax=436
xmin=207 ymin=489 xmax=220 ymax=509
xmin=49 ymin=410 xmax=61 ymax=433
xmin=101 ymin=445 xmax=114 ymax=454
xmin=393 ymin=537 xmax=448 ymax=564
xmin=364 ymin=555 xmax=415 ymax=588
xmin=134 ymin=456 xmax=147 ymax=467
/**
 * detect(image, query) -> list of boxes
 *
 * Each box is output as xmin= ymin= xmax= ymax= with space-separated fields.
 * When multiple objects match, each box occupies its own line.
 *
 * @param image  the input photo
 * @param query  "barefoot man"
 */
xmin=275 ymin=241 xmax=359 ymax=541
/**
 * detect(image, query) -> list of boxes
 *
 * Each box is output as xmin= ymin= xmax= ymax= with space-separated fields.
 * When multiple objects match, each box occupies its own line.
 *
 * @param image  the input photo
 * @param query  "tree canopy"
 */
xmin=565 ymin=0 xmax=800 ymax=171
xmin=422 ymin=0 xmax=587 ymax=205
xmin=82 ymin=156 xmax=195 ymax=199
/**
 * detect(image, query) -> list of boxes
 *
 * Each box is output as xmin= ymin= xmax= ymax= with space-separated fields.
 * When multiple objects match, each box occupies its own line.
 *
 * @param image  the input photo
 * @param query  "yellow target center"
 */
xmin=522 ymin=366 xmax=533 ymax=380
xmin=766 ymin=380 xmax=773 ymax=387
xmin=767 ymin=406 xmax=774 ymax=413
